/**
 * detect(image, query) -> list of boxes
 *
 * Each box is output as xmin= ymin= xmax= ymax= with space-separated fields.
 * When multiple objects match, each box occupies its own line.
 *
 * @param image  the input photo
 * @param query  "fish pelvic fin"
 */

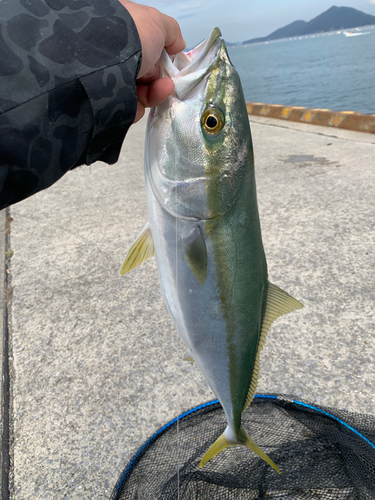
xmin=119 ymin=222 xmax=154 ymax=276
xmin=242 ymin=282 xmax=304 ymax=413
xmin=200 ymin=426 xmax=280 ymax=474
xmin=183 ymin=349 xmax=195 ymax=363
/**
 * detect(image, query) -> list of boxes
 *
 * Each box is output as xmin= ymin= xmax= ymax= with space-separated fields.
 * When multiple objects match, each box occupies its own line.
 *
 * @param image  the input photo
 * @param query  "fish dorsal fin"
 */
xmin=120 ymin=222 xmax=154 ymax=276
xmin=242 ymin=282 xmax=303 ymax=413
xmin=182 ymin=225 xmax=207 ymax=285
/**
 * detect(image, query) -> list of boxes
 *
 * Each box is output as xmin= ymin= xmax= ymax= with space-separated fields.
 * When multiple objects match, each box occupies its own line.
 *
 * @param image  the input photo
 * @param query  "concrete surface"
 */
xmin=5 ymin=115 xmax=375 ymax=499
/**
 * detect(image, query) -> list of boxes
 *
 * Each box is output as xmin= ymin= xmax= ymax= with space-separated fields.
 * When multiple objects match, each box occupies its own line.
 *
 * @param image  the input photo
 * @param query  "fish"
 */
xmin=120 ymin=28 xmax=303 ymax=474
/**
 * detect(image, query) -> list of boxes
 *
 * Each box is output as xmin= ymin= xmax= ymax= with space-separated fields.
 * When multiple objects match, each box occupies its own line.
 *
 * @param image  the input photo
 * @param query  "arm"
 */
xmin=0 ymin=0 xmax=184 ymax=209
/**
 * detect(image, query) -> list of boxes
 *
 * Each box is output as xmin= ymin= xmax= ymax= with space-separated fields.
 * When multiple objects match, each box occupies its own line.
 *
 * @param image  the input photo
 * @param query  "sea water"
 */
xmin=228 ymin=26 xmax=375 ymax=114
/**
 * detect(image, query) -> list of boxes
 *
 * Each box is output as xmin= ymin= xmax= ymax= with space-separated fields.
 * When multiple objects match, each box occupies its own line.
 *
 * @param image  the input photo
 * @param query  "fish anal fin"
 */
xmin=182 ymin=225 xmax=207 ymax=285
xmin=242 ymin=282 xmax=303 ymax=413
xmin=120 ymin=222 xmax=154 ymax=276
xmin=200 ymin=426 xmax=280 ymax=474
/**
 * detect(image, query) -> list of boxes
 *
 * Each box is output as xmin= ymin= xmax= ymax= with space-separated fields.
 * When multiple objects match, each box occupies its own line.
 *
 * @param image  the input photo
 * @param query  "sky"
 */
xmin=135 ymin=0 xmax=375 ymax=46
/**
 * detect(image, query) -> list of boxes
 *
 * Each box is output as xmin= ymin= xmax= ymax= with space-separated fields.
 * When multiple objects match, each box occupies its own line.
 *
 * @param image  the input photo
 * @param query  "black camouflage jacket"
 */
xmin=0 ymin=0 xmax=142 ymax=209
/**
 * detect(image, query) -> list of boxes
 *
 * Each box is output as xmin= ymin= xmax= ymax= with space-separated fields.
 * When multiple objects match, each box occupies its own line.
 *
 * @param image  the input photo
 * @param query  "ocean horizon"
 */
xmin=228 ymin=25 xmax=375 ymax=115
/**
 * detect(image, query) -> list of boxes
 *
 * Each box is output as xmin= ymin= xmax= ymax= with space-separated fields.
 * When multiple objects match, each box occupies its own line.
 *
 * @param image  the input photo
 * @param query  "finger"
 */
xmin=162 ymin=15 xmax=186 ymax=55
xmin=133 ymin=102 xmax=145 ymax=124
xmin=136 ymin=64 xmax=160 ymax=84
xmin=137 ymin=78 xmax=174 ymax=108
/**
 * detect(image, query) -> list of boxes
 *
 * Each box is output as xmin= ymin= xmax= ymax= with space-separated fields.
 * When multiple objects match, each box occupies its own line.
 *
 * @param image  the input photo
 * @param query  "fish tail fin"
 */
xmin=240 ymin=428 xmax=281 ymax=474
xmin=200 ymin=430 xmax=230 ymax=468
xmin=200 ymin=426 xmax=280 ymax=474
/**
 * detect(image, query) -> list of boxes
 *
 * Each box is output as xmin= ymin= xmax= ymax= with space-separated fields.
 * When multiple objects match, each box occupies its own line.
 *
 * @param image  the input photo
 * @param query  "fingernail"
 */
xmin=146 ymin=65 xmax=157 ymax=78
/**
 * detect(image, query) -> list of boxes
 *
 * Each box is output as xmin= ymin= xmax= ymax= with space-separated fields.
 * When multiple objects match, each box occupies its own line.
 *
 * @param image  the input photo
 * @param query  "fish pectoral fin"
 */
xmin=200 ymin=426 xmax=280 ymax=474
xmin=182 ymin=225 xmax=207 ymax=285
xmin=242 ymin=283 xmax=303 ymax=414
xmin=183 ymin=349 xmax=195 ymax=363
xmin=119 ymin=222 xmax=154 ymax=276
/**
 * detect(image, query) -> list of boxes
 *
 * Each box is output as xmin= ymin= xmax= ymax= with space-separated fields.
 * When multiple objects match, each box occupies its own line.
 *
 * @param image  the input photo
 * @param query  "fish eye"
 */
xmin=202 ymin=108 xmax=224 ymax=136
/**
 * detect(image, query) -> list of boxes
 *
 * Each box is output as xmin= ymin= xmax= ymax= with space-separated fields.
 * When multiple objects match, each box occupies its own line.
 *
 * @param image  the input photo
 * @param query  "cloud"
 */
xmin=177 ymin=13 xmax=197 ymax=19
xmin=370 ymin=0 xmax=375 ymax=3
xmin=179 ymin=4 xmax=201 ymax=9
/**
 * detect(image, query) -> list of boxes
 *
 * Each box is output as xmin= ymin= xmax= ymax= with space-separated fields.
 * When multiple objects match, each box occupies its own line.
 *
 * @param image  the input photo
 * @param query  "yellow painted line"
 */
xmin=282 ymin=108 xmax=292 ymax=118
xmin=330 ymin=115 xmax=345 ymax=126
xmin=246 ymin=102 xmax=375 ymax=134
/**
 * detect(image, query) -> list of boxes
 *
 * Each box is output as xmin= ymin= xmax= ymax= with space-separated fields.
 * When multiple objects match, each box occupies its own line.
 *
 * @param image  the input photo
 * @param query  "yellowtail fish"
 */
xmin=120 ymin=28 xmax=303 ymax=473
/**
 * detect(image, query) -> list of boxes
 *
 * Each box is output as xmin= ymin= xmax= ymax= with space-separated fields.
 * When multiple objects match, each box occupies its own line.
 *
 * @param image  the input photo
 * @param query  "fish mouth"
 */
xmin=159 ymin=27 xmax=224 ymax=99
xmin=175 ymin=27 xmax=222 ymax=75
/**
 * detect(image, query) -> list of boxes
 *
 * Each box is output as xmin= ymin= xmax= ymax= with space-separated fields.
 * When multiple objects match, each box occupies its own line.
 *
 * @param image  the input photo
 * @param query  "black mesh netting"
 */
xmin=110 ymin=394 xmax=375 ymax=500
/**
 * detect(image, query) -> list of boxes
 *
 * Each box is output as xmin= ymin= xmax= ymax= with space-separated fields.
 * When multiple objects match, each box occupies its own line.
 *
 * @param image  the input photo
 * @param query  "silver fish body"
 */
xmin=121 ymin=28 xmax=302 ymax=472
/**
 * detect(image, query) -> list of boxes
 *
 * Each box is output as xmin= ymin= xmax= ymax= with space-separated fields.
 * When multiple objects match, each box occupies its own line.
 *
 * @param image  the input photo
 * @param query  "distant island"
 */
xmin=242 ymin=6 xmax=375 ymax=45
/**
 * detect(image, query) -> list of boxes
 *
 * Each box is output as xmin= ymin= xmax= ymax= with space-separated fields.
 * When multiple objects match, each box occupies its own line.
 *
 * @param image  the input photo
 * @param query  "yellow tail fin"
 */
xmin=200 ymin=426 xmax=280 ymax=474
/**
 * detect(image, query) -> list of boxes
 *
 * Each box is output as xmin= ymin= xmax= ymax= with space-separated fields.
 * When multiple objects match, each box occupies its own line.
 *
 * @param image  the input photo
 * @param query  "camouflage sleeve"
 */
xmin=0 ymin=0 xmax=142 ymax=209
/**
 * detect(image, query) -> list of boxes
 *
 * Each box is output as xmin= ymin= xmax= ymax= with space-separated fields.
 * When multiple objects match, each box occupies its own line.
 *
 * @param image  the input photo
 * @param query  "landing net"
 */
xmin=110 ymin=393 xmax=375 ymax=499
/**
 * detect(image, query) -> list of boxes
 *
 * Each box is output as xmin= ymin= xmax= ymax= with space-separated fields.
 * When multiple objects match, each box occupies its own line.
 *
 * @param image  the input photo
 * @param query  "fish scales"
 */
xmin=120 ymin=28 xmax=303 ymax=473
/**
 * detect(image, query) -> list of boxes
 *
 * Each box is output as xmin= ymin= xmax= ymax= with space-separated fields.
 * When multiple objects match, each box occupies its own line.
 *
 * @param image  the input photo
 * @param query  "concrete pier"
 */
xmin=2 ymin=115 xmax=375 ymax=499
xmin=247 ymin=102 xmax=375 ymax=133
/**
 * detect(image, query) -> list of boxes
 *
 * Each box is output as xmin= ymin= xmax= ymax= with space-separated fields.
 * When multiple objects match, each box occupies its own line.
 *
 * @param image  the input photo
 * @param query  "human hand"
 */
xmin=120 ymin=0 xmax=186 ymax=123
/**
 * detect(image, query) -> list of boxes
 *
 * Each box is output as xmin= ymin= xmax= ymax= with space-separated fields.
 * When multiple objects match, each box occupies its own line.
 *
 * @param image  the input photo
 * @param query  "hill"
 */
xmin=243 ymin=6 xmax=375 ymax=45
